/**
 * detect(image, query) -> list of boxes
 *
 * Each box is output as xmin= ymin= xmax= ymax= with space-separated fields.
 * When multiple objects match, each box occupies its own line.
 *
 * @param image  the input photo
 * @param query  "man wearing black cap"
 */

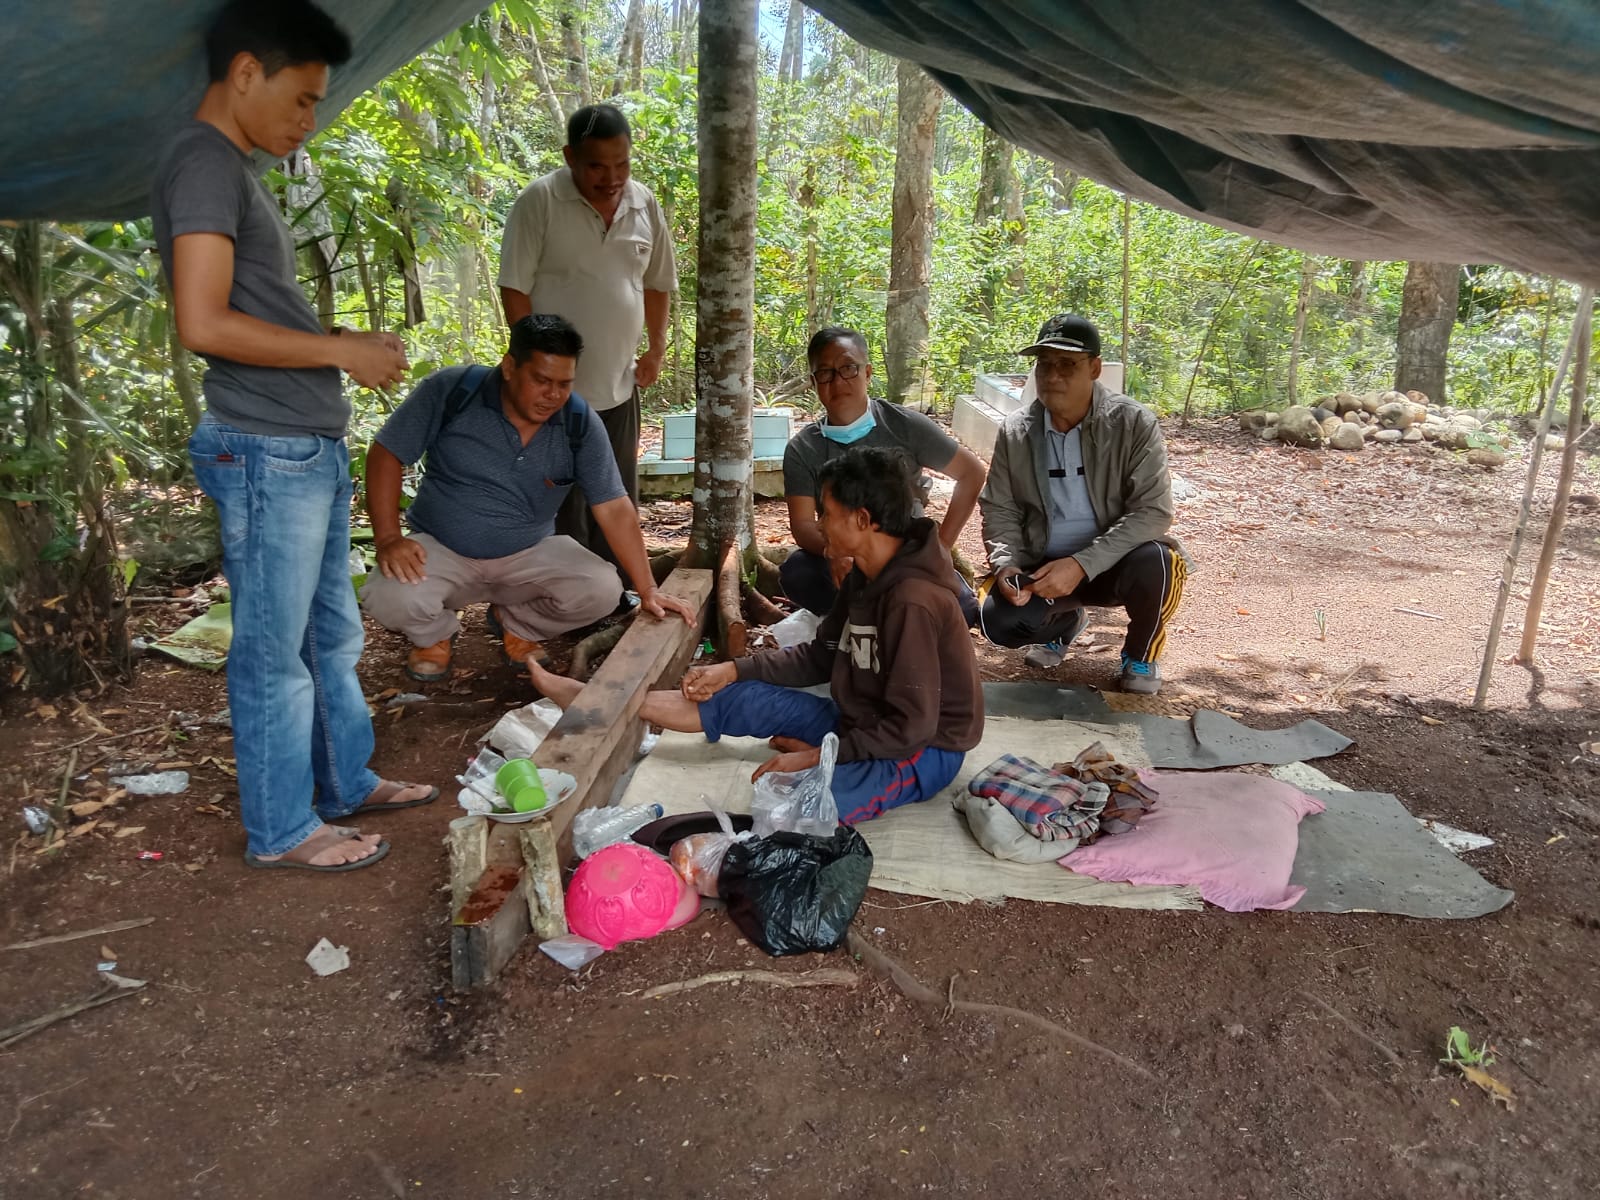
xmin=977 ymin=314 xmax=1190 ymax=694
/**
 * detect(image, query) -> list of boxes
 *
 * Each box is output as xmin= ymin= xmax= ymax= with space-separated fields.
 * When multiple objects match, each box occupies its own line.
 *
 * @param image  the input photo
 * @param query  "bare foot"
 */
xmin=768 ymin=735 xmax=814 ymax=754
xmin=253 ymin=824 xmax=385 ymax=868
xmin=528 ymin=659 xmax=585 ymax=709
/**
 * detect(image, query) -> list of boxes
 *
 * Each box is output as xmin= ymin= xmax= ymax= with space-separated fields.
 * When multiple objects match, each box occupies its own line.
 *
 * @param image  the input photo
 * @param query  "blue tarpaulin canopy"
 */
xmin=2 ymin=1 xmax=1598 ymax=284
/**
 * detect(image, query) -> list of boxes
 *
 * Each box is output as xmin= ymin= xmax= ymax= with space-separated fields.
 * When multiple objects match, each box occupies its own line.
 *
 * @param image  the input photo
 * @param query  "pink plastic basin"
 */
xmin=566 ymin=842 xmax=697 ymax=950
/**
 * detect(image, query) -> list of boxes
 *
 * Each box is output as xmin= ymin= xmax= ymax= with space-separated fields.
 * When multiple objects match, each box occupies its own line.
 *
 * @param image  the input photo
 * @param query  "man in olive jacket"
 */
xmin=978 ymin=314 xmax=1189 ymax=695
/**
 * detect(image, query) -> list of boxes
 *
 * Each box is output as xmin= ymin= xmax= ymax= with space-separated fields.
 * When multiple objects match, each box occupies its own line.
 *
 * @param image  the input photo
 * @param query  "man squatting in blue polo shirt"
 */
xmin=360 ymin=314 xmax=696 ymax=677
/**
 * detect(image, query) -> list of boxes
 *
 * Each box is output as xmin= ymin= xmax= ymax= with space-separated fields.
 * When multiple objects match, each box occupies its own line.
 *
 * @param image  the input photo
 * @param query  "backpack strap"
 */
xmin=440 ymin=366 xmax=591 ymax=470
xmin=441 ymin=364 xmax=495 ymax=429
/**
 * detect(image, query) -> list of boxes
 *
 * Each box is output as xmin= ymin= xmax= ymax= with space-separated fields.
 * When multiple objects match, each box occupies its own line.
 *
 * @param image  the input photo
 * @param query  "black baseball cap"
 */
xmin=1018 ymin=313 xmax=1102 ymax=358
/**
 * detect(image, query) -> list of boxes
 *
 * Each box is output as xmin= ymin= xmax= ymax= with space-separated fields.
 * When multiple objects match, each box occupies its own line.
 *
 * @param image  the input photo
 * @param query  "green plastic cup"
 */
xmin=505 ymin=777 xmax=548 ymax=813
xmin=495 ymin=760 xmax=546 ymax=812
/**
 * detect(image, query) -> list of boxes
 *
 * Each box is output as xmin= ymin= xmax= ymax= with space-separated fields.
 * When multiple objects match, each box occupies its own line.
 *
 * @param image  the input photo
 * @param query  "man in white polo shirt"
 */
xmin=498 ymin=104 xmax=677 ymax=560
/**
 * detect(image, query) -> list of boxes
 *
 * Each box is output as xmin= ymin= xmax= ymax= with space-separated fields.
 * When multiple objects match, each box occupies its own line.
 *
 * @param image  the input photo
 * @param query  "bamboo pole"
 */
xmin=1517 ymin=303 xmax=1592 ymax=663
xmin=1472 ymin=285 xmax=1593 ymax=708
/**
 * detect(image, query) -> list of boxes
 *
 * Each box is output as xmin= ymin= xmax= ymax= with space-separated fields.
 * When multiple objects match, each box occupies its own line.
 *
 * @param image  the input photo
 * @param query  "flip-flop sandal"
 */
xmin=348 ymin=780 xmax=439 ymax=814
xmin=244 ymin=828 xmax=391 ymax=872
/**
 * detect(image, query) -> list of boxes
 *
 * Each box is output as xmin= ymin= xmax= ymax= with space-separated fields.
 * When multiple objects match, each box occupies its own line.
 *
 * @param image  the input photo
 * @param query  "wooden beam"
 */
xmin=450 ymin=566 xmax=713 ymax=987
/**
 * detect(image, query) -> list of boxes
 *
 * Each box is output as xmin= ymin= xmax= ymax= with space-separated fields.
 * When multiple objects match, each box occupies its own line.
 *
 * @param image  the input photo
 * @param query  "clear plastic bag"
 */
xmin=751 ymin=732 xmax=839 ymax=839
xmin=669 ymin=805 xmax=753 ymax=896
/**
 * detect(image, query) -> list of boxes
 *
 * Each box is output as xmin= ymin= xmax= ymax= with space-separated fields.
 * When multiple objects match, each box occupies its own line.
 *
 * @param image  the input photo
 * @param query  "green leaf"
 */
xmin=38 ymin=533 xmax=76 ymax=563
xmin=120 ymin=558 xmax=140 ymax=588
xmin=0 ymin=630 xmax=17 ymax=654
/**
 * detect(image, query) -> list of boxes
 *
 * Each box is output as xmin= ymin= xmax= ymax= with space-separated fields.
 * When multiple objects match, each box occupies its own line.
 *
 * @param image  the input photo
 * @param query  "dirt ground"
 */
xmin=3 ymin=418 xmax=1598 ymax=1200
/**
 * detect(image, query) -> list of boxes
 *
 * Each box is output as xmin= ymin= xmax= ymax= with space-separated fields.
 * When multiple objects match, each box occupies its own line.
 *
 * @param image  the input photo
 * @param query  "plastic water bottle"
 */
xmin=572 ymin=803 xmax=665 ymax=859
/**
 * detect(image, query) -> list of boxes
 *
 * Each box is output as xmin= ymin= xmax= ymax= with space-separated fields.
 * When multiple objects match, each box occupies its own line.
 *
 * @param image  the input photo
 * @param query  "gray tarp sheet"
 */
xmin=807 ymin=1 xmax=1600 ymax=284
xmin=0 ymin=1 xmax=486 ymax=221
xmin=5 ymin=2 xmax=1599 ymax=282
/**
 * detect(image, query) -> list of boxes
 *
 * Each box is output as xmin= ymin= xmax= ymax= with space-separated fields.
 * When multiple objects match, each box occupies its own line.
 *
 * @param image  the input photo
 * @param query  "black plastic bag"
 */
xmin=717 ymin=827 xmax=874 ymax=956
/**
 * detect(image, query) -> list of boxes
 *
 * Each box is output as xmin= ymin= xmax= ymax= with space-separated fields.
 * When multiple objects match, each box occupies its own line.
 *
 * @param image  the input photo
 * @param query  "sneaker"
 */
xmin=1023 ymin=641 xmax=1066 ymax=669
xmin=1021 ymin=609 xmax=1089 ymax=670
xmin=1119 ymin=653 xmax=1162 ymax=695
xmin=405 ymin=637 xmax=453 ymax=682
xmin=490 ymin=605 xmax=547 ymax=668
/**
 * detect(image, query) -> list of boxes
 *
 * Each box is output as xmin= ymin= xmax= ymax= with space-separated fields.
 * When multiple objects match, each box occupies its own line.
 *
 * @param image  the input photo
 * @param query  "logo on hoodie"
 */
xmin=843 ymin=621 xmax=881 ymax=673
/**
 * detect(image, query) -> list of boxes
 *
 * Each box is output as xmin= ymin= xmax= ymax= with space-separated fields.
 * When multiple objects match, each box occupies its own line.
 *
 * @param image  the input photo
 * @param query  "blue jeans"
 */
xmin=190 ymin=418 xmax=381 ymax=857
xmin=698 ymin=681 xmax=967 ymax=825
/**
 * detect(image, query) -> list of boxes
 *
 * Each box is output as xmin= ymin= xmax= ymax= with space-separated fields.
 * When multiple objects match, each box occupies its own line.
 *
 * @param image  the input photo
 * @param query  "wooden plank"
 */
xmin=449 ymin=566 xmax=713 ymax=987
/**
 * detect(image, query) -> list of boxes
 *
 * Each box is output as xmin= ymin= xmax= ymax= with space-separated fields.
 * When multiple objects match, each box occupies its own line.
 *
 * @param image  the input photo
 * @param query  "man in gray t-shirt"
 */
xmin=150 ymin=0 xmax=425 ymax=873
xmin=781 ymin=327 xmax=987 ymax=621
xmin=361 ymin=315 xmax=696 ymax=682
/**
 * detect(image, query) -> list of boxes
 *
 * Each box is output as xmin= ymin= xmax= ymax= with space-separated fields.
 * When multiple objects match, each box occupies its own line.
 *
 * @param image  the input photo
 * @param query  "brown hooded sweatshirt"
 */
xmin=735 ymin=518 xmax=983 ymax=762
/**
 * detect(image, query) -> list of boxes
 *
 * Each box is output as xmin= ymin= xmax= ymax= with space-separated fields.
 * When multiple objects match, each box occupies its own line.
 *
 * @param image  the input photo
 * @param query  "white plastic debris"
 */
xmin=1417 ymin=820 xmax=1494 ymax=854
xmin=539 ymin=934 xmax=606 ymax=970
xmin=487 ymin=698 xmax=563 ymax=759
xmin=385 ymin=692 xmax=428 ymax=709
xmin=112 ymin=771 xmax=190 ymax=795
xmin=305 ymin=937 xmax=351 ymax=977
xmin=769 ymin=607 xmax=822 ymax=649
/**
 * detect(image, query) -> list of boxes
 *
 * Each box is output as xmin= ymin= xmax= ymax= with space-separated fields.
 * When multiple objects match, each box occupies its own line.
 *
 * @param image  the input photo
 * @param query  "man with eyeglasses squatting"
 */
xmin=979 ymin=314 xmax=1191 ymax=695
xmin=780 ymin=326 xmax=988 ymax=622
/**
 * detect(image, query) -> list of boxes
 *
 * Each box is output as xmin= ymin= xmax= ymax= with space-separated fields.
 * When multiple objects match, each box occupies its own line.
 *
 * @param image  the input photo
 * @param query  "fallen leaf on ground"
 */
xmin=1546 ymin=833 xmax=1567 ymax=846
xmin=101 ymin=944 xmax=116 ymax=960
xmin=68 ymin=820 xmax=100 ymax=838
xmin=70 ymin=800 xmax=110 ymax=818
xmin=114 ymin=826 xmax=146 ymax=839
xmin=1420 ymin=715 xmax=1445 ymax=726
xmin=183 ymin=863 xmax=204 ymax=874
xmin=1236 ymin=608 xmax=1252 ymax=615
xmin=1581 ymin=741 xmax=1600 ymax=755
xmin=34 ymin=703 xmax=59 ymax=721
xmin=1459 ymin=1064 xmax=1517 ymax=1110
xmin=195 ymin=804 xmax=227 ymax=817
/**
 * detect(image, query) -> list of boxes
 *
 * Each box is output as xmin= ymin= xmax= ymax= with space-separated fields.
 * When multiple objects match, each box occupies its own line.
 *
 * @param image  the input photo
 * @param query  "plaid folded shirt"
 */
xmin=967 ymin=754 xmax=1110 ymax=842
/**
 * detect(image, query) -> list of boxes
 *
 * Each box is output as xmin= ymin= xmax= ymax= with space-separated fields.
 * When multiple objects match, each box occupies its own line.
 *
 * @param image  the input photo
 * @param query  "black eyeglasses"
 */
xmin=811 ymin=361 xmax=864 ymax=386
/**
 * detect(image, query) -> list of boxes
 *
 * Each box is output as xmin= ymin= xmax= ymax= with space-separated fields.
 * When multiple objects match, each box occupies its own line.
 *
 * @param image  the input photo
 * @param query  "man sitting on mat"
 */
xmin=361 ymin=314 xmax=695 ymax=681
xmin=530 ymin=446 xmax=983 ymax=825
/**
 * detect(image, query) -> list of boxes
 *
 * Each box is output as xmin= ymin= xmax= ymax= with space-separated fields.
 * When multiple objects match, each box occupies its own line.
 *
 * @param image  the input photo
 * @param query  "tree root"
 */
xmin=846 ymin=928 xmax=1157 ymax=1081
xmin=717 ymin=539 xmax=748 ymax=657
xmin=648 ymin=551 xmax=682 ymax=586
xmin=640 ymin=968 xmax=858 ymax=1000
xmin=570 ymin=618 xmax=630 ymax=680
xmin=742 ymin=581 xmax=789 ymax=626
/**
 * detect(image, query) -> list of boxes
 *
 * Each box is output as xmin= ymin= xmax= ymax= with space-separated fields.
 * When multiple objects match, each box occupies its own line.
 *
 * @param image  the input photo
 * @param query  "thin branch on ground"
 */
xmin=846 ymin=928 xmax=1157 ymax=1081
xmin=1297 ymin=989 xmax=1402 ymax=1066
xmin=3 ymin=917 xmax=155 ymax=952
xmin=640 ymin=968 xmax=858 ymax=999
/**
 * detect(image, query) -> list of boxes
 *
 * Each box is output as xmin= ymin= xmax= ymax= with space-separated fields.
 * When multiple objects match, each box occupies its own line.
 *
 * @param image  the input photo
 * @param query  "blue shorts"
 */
xmin=698 ymin=680 xmax=966 ymax=825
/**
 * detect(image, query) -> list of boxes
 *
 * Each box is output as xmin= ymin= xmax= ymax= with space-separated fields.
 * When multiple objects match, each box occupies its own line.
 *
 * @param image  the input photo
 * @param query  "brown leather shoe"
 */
xmin=489 ymin=606 xmax=547 ymax=668
xmin=405 ymin=637 xmax=453 ymax=682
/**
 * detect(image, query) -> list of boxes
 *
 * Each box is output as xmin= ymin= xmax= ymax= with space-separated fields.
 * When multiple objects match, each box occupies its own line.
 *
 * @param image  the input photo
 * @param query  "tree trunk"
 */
xmin=778 ymin=0 xmax=804 ymax=82
xmin=1395 ymin=261 xmax=1460 ymax=404
xmin=524 ymin=30 xmax=570 ymax=132
xmin=801 ymin=163 xmax=819 ymax=334
xmin=691 ymin=0 xmax=757 ymax=562
xmin=973 ymin=128 xmax=1015 ymax=324
xmin=1052 ymin=163 xmax=1080 ymax=208
xmin=385 ymin=178 xmax=425 ymax=328
xmin=1120 ymin=194 xmax=1132 ymax=366
xmin=612 ymin=0 xmax=644 ymax=94
xmin=886 ymin=61 xmax=941 ymax=410
xmin=973 ymin=128 xmax=1011 ymax=226
xmin=557 ymin=0 xmax=592 ymax=114
xmin=1286 ymin=254 xmax=1317 ymax=407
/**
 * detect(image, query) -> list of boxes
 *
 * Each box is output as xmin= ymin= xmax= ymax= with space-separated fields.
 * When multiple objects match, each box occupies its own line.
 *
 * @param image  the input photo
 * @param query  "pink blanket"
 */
xmin=1061 ymin=771 xmax=1324 ymax=912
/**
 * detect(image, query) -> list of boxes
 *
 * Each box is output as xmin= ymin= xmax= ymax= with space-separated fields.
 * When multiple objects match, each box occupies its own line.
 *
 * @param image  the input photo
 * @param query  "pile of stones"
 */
xmin=1238 ymin=390 xmax=1513 ymax=467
